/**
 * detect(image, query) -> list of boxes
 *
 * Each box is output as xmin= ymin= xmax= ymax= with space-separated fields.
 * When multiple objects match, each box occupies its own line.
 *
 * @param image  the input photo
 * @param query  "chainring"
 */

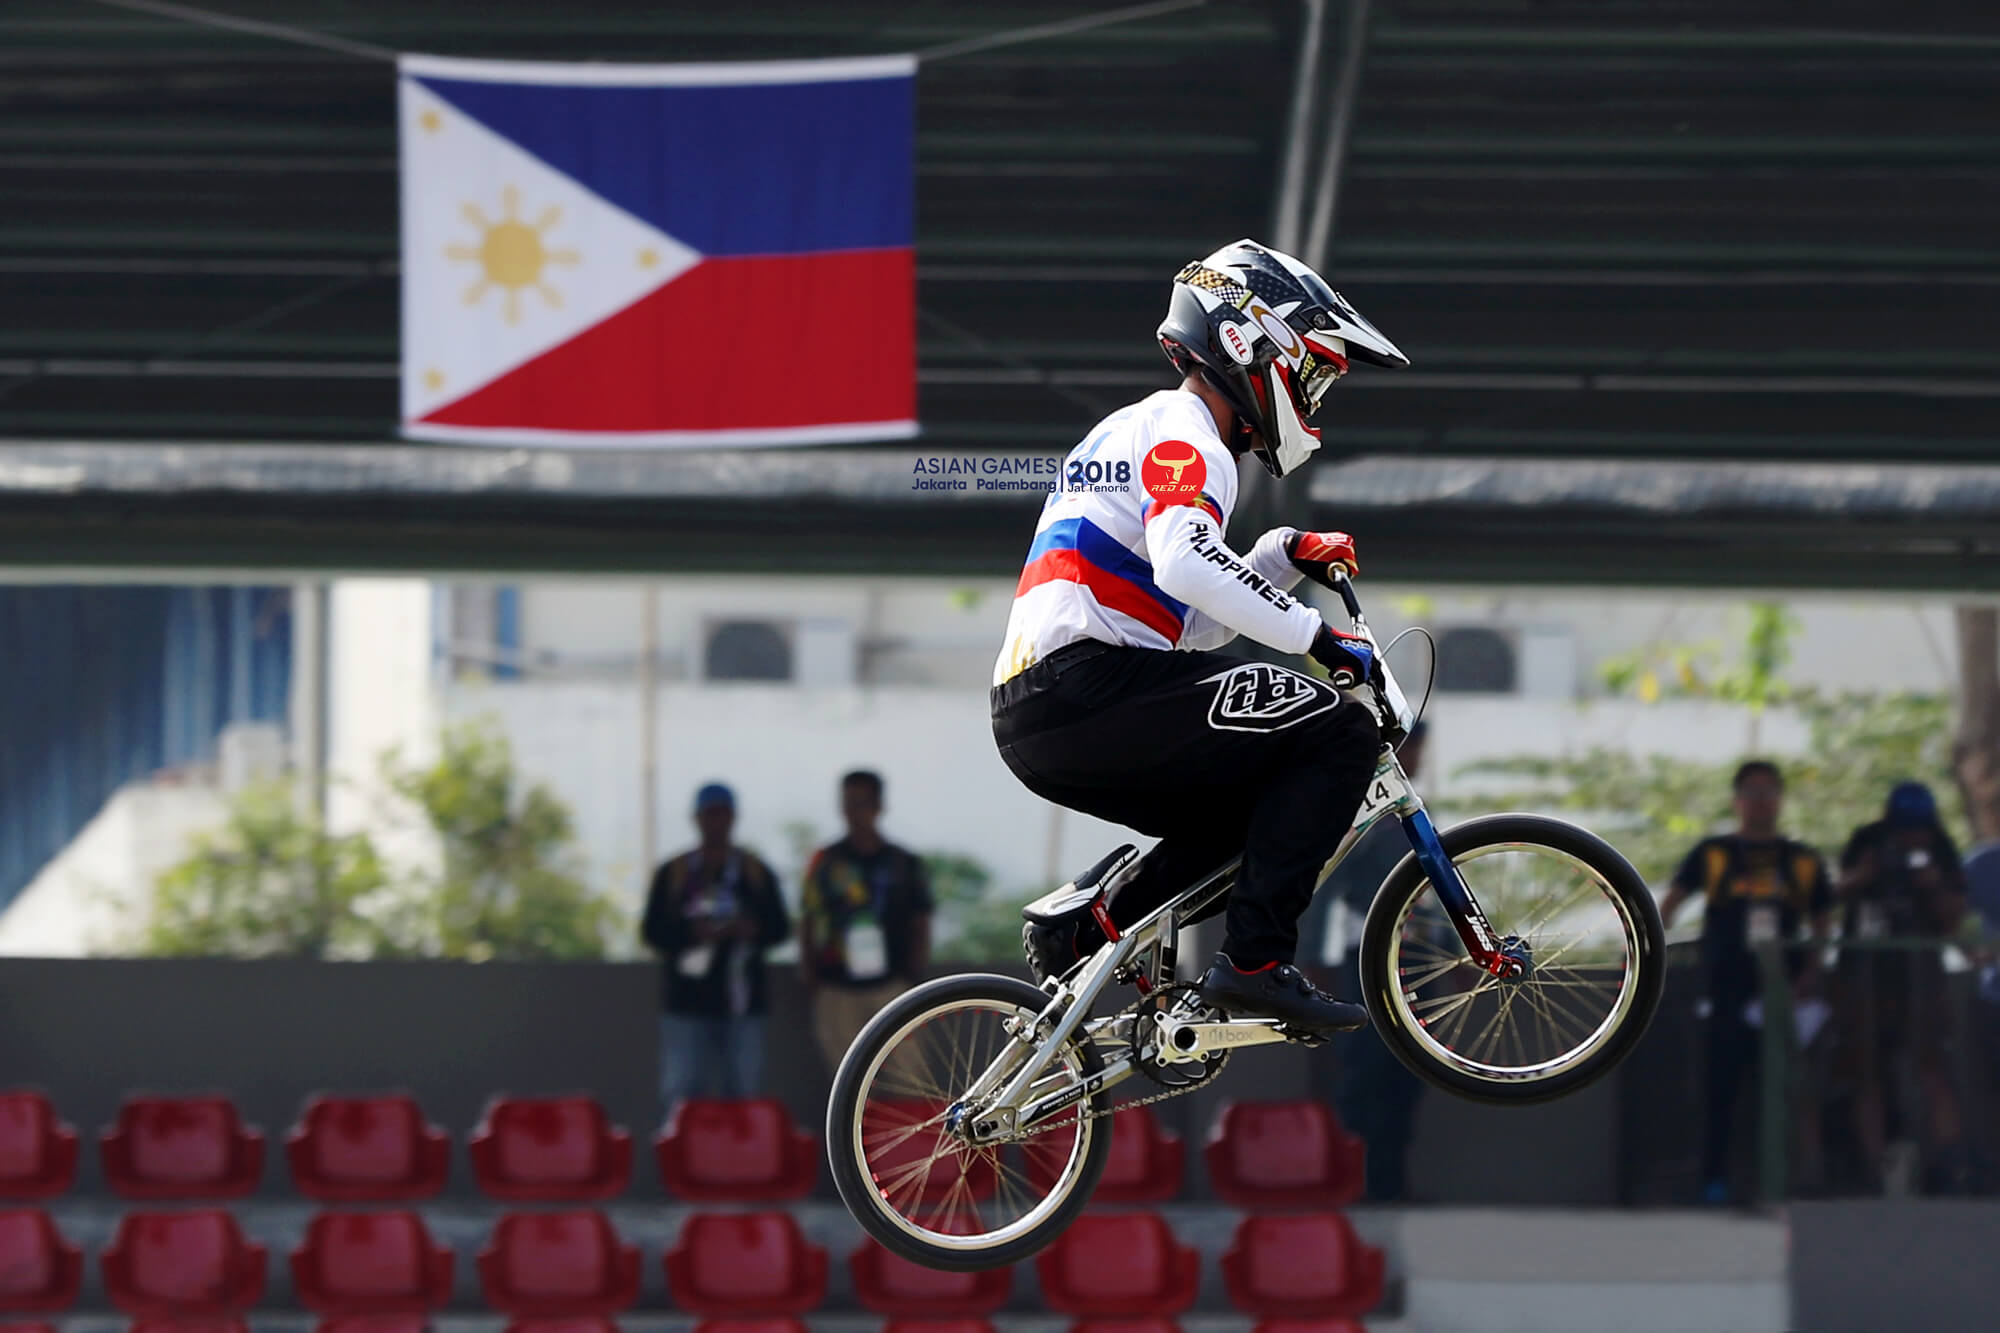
xmin=1128 ymin=982 xmax=1232 ymax=1091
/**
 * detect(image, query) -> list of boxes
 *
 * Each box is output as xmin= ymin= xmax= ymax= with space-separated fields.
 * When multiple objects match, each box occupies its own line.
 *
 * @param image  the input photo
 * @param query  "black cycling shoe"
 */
xmin=1197 ymin=952 xmax=1370 ymax=1034
xmin=1023 ymin=919 xmax=1091 ymax=986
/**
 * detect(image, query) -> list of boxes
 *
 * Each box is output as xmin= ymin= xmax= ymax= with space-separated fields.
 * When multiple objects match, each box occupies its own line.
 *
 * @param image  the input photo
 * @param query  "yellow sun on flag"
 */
xmin=446 ymin=185 xmax=580 ymax=325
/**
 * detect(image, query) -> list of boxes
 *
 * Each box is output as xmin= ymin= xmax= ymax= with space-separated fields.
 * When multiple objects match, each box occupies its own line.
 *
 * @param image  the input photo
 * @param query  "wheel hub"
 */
xmin=1490 ymin=934 xmax=1534 ymax=984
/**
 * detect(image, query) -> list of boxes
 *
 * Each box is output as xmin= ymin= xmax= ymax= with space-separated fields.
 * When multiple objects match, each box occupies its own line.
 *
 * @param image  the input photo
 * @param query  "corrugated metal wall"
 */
xmin=0 ymin=585 xmax=291 ymax=912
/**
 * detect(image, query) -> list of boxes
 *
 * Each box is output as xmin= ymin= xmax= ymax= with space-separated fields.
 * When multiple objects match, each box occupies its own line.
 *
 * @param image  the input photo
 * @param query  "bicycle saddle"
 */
xmin=1021 ymin=843 xmax=1140 ymax=926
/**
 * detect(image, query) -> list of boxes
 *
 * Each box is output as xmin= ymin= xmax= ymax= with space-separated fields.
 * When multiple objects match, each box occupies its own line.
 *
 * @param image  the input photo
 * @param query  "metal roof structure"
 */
xmin=3 ymin=441 xmax=1996 ymax=589
xmin=3 ymin=0 xmax=1999 ymax=580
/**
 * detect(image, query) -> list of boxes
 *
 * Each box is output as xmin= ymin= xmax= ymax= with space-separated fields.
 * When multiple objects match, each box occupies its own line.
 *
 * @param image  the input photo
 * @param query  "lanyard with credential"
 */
xmin=687 ymin=849 xmax=743 ymax=913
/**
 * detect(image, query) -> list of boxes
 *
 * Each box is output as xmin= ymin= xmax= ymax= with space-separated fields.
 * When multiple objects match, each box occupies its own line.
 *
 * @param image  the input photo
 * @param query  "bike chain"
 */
xmin=1001 ymin=983 xmax=1230 ymax=1142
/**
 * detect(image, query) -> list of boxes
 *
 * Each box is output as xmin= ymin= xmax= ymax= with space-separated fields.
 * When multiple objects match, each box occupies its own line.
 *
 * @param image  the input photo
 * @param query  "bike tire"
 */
xmin=826 ymin=972 xmax=1113 ymax=1271
xmin=1358 ymin=812 xmax=1667 ymax=1105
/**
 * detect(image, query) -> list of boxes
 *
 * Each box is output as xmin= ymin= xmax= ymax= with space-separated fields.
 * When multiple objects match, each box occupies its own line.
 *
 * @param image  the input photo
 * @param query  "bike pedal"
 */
xmin=1280 ymin=1027 xmax=1328 ymax=1048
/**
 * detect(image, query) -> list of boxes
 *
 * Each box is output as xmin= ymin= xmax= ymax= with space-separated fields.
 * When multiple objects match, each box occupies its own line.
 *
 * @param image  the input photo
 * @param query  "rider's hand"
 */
xmin=1284 ymin=529 xmax=1359 ymax=590
xmin=1309 ymin=623 xmax=1377 ymax=689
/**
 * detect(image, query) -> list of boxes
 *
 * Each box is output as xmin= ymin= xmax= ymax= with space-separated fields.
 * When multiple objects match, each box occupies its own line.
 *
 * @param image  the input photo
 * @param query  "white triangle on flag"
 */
xmin=398 ymin=79 xmax=701 ymax=425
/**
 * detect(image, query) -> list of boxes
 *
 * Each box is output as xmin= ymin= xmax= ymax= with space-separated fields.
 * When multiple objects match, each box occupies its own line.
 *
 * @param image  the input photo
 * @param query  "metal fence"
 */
xmin=1747 ymin=934 xmax=2000 ymax=1200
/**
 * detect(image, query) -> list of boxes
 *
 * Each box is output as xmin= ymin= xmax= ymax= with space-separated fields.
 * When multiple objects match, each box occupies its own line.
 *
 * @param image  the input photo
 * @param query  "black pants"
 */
xmin=991 ymin=641 xmax=1380 ymax=966
xmin=1333 ymin=956 xmax=1425 ymax=1199
xmin=1703 ymin=1003 xmax=1759 ymax=1188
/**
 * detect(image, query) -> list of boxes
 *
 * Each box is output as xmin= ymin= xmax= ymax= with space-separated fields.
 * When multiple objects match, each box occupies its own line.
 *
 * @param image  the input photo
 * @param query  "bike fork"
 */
xmin=1399 ymin=808 xmax=1524 ymax=978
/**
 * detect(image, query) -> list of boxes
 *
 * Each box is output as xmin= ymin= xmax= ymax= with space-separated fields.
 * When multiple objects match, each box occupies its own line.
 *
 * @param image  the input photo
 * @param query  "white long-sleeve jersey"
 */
xmin=993 ymin=389 xmax=1324 ymax=685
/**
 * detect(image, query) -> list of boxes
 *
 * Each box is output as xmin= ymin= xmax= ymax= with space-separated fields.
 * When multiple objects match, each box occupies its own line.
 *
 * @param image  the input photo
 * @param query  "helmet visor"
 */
xmin=1294 ymin=345 xmax=1347 ymax=417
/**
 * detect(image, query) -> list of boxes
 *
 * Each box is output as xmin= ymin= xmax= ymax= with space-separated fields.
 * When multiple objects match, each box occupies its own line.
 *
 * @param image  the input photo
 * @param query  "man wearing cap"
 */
xmin=1834 ymin=780 xmax=1970 ymax=1192
xmin=641 ymin=782 xmax=792 ymax=1109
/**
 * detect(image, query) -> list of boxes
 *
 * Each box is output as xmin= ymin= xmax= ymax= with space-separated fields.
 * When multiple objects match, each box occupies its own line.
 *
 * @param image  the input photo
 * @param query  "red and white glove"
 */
xmin=1283 ymin=529 xmax=1359 ymax=590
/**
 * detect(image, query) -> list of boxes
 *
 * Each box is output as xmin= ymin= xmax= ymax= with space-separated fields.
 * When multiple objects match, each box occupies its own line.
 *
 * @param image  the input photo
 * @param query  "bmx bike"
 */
xmin=827 ymin=572 xmax=1666 ymax=1270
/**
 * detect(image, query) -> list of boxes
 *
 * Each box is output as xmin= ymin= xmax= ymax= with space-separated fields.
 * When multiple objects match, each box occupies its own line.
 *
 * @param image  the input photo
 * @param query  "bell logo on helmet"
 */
xmin=1219 ymin=320 xmax=1256 ymax=365
xmin=1141 ymin=441 xmax=1207 ymax=505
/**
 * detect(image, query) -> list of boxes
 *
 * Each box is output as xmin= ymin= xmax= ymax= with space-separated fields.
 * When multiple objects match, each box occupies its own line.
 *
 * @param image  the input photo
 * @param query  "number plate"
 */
xmin=1353 ymin=765 xmax=1411 ymax=827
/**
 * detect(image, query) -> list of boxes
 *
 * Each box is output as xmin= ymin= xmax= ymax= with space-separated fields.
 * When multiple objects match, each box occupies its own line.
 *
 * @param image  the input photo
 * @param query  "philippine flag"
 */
xmin=398 ymin=53 xmax=916 ymax=447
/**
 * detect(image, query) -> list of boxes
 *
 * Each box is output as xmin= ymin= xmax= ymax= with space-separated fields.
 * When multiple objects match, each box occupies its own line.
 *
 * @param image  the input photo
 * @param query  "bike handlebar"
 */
xmin=1329 ymin=568 xmax=1364 ymax=621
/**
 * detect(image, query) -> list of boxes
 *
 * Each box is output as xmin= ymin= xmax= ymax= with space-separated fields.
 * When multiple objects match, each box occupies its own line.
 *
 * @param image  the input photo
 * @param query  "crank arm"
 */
xmin=1156 ymin=1017 xmax=1294 ymax=1062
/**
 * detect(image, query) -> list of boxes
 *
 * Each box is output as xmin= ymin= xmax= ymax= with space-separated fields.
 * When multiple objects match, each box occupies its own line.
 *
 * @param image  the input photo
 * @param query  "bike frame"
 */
xmin=952 ymin=575 xmax=1515 ymax=1141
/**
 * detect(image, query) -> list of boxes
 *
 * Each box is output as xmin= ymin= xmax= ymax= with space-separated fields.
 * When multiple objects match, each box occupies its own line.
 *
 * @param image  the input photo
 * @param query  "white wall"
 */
xmin=328 ymin=578 xmax=439 ymax=868
xmin=494 ymin=576 xmax=1969 ymax=698
xmin=444 ymin=675 xmax=1815 ymax=905
xmin=441 ymin=678 xmax=1131 ymax=913
xmin=407 ymin=575 xmax=1979 ymax=906
xmin=0 ymin=783 xmax=228 ymax=956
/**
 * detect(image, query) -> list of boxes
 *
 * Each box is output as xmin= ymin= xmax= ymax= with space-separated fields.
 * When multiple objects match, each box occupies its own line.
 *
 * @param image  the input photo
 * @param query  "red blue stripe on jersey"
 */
xmin=1016 ymin=516 xmax=1190 ymax=642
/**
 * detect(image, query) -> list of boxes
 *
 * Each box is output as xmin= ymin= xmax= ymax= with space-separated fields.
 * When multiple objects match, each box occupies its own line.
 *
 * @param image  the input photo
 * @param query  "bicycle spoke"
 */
xmin=1390 ymin=840 xmax=1642 ymax=1083
xmin=1396 ymin=955 xmax=1466 ymax=992
xmin=850 ymin=992 xmax=1095 ymax=1253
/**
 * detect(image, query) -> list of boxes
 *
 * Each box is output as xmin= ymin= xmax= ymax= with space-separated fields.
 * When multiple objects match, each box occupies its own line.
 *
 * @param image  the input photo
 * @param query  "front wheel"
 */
xmin=1359 ymin=813 xmax=1666 ymax=1104
xmin=826 ymin=973 xmax=1112 ymax=1271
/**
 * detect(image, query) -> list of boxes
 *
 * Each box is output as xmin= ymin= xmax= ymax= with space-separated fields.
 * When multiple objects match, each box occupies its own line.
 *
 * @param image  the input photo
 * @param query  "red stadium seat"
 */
xmin=1034 ymin=1213 xmax=1198 ymax=1317
xmin=0 ymin=1323 xmax=57 ymax=1333
xmin=1204 ymin=1102 xmax=1364 ymax=1209
xmin=1221 ymin=1214 xmax=1385 ymax=1318
xmin=857 ymin=1098 xmax=995 ymax=1210
xmin=101 ymin=1210 xmax=265 ymax=1316
xmin=884 ymin=1323 xmax=996 ymax=1333
xmin=692 ymin=1323 xmax=809 ymax=1333
xmin=1251 ymin=1321 xmax=1367 ymax=1333
xmin=0 ymin=1210 xmax=82 ymax=1311
xmin=1026 ymin=1106 xmax=1183 ymax=1204
xmin=505 ymin=1320 xmax=623 ymax=1333
xmin=1069 ymin=1322 xmax=1183 ymax=1333
xmin=654 ymin=1099 xmax=817 ymax=1202
xmin=848 ymin=1240 xmax=1011 ymax=1316
xmin=129 ymin=1320 xmax=251 ymax=1333
xmin=478 ymin=1210 xmax=640 ymax=1316
xmin=287 ymin=1095 xmax=449 ymax=1202
xmin=663 ymin=1212 xmax=827 ymax=1316
xmin=290 ymin=1211 xmax=453 ymax=1315
xmin=470 ymin=1097 xmax=631 ymax=1202
xmin=100 ymin=1097 xmax=264 ymax=1201
xmin=0 ymin=1094 xmax=77 ymax=1200
xmin=314 ymin=1317 xmax=432 ymax=1333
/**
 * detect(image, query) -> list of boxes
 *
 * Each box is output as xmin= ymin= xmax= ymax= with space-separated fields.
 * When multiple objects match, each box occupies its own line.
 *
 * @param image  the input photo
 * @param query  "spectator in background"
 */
xmin=642 ymin=782 xmax=791 ymax=1109
xmin=802 ymin=770 xmax=933 ymax=1073
xmin=1833 ymin=780 xmax=1969 ymax=1193
xmin=1323 ymin=721 xmax=1428 ymax=1201
xmin=1660 ymin=760 xmax=1831 ymax=1206
xmin=1961 ymin=834 xmax=2000 ymax=1190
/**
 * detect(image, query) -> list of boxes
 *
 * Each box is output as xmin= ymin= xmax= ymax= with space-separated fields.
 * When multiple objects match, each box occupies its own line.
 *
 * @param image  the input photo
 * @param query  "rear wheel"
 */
xmin=826 ymin=973 xmax=1112 ymax=1270
xmin=1359 ymin=813 xmax=1666 ymax=1104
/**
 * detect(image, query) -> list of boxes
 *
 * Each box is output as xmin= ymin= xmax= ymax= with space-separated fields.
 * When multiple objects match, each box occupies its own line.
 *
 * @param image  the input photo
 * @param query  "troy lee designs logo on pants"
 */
xmin=1203 ymin=662 xmax=1341 ymax=732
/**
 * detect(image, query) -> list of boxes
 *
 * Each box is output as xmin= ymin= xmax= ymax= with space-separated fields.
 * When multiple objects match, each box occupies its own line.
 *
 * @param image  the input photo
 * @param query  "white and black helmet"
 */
xmin=1157 ymin=238 xmax=1408 ymax=478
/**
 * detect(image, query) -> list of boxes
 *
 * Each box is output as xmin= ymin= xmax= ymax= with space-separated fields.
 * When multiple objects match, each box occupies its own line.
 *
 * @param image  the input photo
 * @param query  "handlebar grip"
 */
xmin=1330 ymin=569 xmax=1363 ymax=620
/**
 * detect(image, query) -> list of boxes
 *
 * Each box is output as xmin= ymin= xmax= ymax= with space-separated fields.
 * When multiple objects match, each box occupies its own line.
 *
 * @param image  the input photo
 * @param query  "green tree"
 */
xmin=138 ymin=784 xmax=389 ymax=958
xmin=1452 ymin=689 xmax=1967 ymax=886
xmin=925 ymin=850 xmax=1028 ymax=964
xmin=378 ymin=719 xmax=626 ymax=960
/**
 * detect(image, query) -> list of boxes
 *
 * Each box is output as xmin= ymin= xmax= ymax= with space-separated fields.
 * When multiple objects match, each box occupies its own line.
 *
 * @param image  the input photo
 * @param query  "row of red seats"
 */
xmin=3 ymin=1091 xmax=1362 ymax=1207
xmin=1 ymin=1207 xmax=1382 ymax=1318
xmin=0 ymin=1321 xmax=1365 ymax=1333
xmin=0 ymin=1093 xmax=815 ymax=1203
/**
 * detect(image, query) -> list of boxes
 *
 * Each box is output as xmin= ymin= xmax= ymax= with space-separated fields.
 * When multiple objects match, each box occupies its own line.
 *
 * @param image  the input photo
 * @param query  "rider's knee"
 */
xmin=1289 ymin=695 xmax=1381 ymax=774
xmin=1322 ymin=695 xmax=1383 ymax=747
